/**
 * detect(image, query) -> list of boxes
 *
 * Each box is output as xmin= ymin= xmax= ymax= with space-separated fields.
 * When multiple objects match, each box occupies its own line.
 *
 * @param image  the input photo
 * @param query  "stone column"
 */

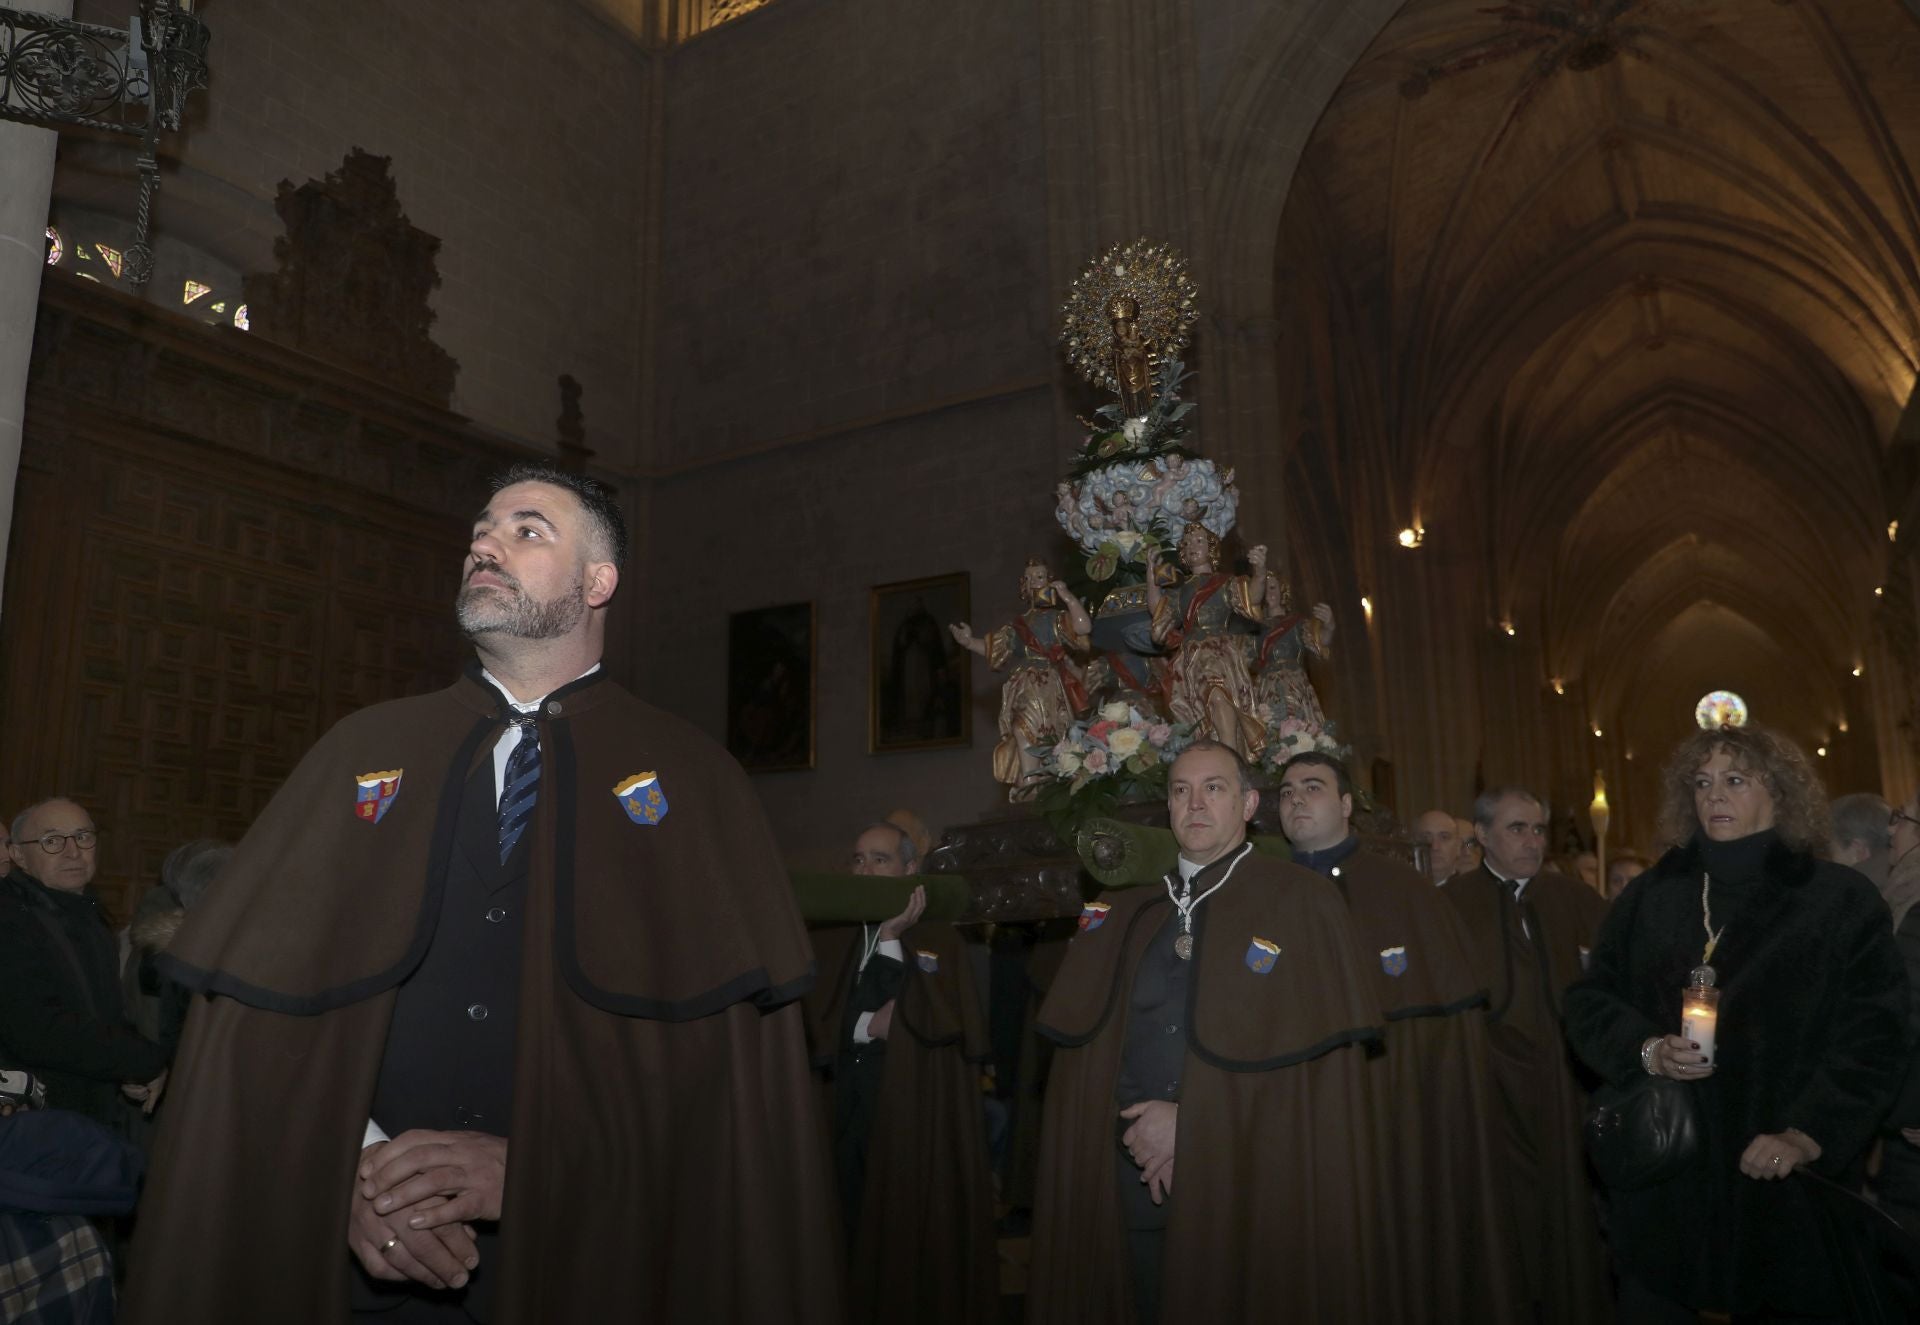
xmin=0 ymin=0 xmax=73 ymax=620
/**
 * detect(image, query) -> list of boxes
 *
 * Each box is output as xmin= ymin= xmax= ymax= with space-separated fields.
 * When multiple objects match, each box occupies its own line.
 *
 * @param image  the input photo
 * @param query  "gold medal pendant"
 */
xmin=1174 ymin=933 xmax=1194 ymax=960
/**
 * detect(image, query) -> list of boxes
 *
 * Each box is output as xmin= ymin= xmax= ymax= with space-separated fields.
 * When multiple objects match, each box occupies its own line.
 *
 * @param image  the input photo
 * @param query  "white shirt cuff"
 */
xmin=363 ymin=1118 xmax=390 ymax=1150
xmin=875 ymin=939 xmax=904 ymax=962
xmin=853 ymin=1011 xmax=877 ymax=1045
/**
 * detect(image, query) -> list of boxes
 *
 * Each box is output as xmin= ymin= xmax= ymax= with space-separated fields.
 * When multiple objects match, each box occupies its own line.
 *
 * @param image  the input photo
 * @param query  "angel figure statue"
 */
xmin=1252 ymin=573 xmax=1335 ymax=732
xmin=951 ymin=560 xmax=1095 ymax=797
xmin=1144 ymin=525 xmax=1268 ymax=761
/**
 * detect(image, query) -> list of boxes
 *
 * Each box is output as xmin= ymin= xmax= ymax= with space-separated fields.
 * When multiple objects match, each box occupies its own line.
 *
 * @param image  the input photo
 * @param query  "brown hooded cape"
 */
xmin=1442 ymin=864 xmax=1611 ymax=1324
xmin=121 ymin=670 xmax=842 ymax=1324
xmin=1027 ymin=849 xmax=1389 ymax=1324
xmin=1324 ymin=848 xmax=1522 ymax=1325
xmin=805 ymin=922 xmax=997 ymax=1324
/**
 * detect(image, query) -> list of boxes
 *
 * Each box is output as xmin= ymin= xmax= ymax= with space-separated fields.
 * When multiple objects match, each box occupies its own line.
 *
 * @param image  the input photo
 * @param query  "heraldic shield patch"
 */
xmin=1079 ymin=901 xmax=1111 ymax=932
xmin=1380 ymin=946 xmax=1408 ymax=977
xmin=1245 ymin=936 xmax=1280 ymax=974
xmin=354 ymin=770 xmax=402 ymax=824
xmin=916 ymin=949 xmax=940 ymax=974
xmin=614 ymin=772 xmax=668 ymax=825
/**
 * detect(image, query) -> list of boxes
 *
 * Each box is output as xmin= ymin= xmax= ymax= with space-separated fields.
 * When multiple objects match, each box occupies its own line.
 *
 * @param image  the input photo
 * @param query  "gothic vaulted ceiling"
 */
xmin=1278 ymin=0 xmax=1920 ymax=764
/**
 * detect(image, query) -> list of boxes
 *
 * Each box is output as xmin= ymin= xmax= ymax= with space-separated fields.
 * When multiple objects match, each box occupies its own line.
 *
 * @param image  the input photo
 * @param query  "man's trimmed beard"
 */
xmin=457 ymin=574 xmax=587 ymax=641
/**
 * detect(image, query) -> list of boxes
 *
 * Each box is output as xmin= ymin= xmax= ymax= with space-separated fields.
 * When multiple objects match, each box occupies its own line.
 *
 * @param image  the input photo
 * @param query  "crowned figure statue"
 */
xmin=1144 ymin=526 xmax=1269 ymax=761
xmin=951 ymin=560 xmax=1094 ymax=797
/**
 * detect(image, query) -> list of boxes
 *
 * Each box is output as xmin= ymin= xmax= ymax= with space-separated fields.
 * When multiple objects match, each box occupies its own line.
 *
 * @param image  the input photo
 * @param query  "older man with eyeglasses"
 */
xmin=0 ymin=797 xmax=168 ymax=1125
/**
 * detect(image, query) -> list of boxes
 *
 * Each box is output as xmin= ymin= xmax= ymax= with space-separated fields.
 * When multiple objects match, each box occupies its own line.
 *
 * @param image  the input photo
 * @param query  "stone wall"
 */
xmin=59 ymin=0 xmax=654 ymax=461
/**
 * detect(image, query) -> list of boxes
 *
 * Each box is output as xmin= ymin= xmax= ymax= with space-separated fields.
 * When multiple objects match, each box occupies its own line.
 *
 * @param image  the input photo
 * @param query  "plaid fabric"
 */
xmin=0 ymin=1212 xmax=113 ymax=1324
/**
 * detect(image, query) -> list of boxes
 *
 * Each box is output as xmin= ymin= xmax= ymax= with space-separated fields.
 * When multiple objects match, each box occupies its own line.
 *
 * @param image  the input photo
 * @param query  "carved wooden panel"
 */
xmin=6 ymin=277 xmax=545 ymax=922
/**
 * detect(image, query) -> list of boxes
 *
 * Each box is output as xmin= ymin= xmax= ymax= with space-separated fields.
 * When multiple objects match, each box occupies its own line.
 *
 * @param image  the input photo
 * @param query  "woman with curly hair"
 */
xmin=1565 ymin=724 xmax=1907 ymax=1322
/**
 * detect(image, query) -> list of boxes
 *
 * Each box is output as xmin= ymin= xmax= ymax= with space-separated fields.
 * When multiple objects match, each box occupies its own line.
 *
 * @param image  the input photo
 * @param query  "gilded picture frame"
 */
xmin=868 ymin=572 xmax=972 ymax=754
xmin=726 ymin=600 xmax=816 ymax=773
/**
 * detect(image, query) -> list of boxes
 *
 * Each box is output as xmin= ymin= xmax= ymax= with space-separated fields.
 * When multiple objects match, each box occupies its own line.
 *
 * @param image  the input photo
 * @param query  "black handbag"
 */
xmin=1584 ymin=1072 xmax=1700 ymax=1190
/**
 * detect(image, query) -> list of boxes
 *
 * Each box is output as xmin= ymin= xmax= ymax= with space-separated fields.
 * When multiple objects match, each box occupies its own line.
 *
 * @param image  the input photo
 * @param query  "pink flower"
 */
xmin=1088 ymin=720 xmax=1117 ymax=743
xmin=1084 ymin=748 xmax=1110 ymax=774
xmin=1278 ymin=717 xmax=1307 ymax=737
xmin=1146 ymin=723 xmax=1172 ymax=747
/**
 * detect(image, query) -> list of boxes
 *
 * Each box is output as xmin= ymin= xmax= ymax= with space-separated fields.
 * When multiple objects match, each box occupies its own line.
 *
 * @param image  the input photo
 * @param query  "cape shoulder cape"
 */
xmin=163 ymin=669 xmax=814 ymax=1019
xmin=1334 ymin=850 xmax=1488 ymax=1020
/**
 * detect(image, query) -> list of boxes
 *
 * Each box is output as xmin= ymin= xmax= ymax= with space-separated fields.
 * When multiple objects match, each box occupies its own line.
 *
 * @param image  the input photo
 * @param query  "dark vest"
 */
xmin=352 ymin=752 xmax=527 ymax=1322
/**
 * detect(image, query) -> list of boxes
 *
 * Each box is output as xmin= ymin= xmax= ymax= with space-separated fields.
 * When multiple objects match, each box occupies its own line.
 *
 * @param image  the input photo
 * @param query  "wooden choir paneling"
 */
xmin=6 ymin=272 xmax=545 ymax=921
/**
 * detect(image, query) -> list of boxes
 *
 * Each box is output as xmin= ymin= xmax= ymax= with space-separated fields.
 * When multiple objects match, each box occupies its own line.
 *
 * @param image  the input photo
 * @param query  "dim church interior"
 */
xmin=7 ymin=0 xmax=1920 ymax=919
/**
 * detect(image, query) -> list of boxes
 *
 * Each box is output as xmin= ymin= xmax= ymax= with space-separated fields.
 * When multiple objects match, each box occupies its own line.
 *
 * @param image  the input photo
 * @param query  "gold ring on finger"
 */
xmin=381 ymin=1235 xmax=400 ymax=1253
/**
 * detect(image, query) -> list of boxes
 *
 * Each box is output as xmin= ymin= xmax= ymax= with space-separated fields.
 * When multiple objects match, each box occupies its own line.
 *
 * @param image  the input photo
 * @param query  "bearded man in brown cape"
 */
xmin=121 ymin=464 xmax=842 ymax=1324
xmin=802 ymin=821 xmax=997 ymax=1325
xmin=1027 ymin=740 xmax=1389 ymax=1324
xmin=1273 ymin=753 xmax=1522 ymax=1324
xmin=1441 ymin=785 xmax=1611 ymax=1324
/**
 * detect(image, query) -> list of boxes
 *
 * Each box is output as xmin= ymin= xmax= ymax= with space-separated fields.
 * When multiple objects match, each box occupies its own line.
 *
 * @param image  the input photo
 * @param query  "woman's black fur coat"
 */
xmin=1564 ymin=832 xmax=1907 ymax=1315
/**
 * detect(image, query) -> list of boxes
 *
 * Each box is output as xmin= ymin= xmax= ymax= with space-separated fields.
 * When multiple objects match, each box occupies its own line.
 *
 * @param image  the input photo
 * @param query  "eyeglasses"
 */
xmin=1892 ymin=811 xmax=1920 ymax=832
xmin=28 ymin=831 xmax=99 ymax=853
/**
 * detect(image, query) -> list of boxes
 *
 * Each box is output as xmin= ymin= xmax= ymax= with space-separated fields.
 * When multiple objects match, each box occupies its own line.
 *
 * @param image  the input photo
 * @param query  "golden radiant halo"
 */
xmin=1058 ymin=239 xmax=1200 ymax=395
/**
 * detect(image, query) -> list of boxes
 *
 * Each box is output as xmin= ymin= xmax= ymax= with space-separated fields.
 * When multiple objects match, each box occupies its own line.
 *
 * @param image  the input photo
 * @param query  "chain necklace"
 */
xmin=1163 ymin=842 xmax=1253 ymax=960
xmin=1698 ymin=871 xmax=1726 ymax=972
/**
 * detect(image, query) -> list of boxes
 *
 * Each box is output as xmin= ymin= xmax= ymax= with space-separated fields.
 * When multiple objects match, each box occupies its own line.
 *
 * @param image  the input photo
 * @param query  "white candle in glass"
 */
xmin=1681 ymin=987 xmax=1720 ymax=1067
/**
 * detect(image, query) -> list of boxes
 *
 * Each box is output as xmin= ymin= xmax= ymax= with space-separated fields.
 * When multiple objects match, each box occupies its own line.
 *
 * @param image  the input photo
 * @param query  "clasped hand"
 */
xmin=1120 ymin=1100 xmax=1177 ymax=1205
xmin=1646 ymin=1034 xmax=1712 ymax=1080
xmin=347 ymin=1130 xmax=507 ymax=1290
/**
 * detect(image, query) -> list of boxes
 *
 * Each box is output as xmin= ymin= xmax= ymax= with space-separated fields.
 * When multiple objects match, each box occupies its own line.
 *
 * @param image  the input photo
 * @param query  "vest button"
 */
xmin=467 ymin=1003 xmax=489 ymax=1021
xmin=547 ymin=700 xmax=563 ymax=715
xmin=485 ymin=907 xmax=507 ymax=923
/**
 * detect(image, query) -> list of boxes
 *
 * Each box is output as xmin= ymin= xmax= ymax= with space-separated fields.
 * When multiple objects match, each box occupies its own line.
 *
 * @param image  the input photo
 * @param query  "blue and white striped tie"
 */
xmin=497 ymin=717 xmax=541 ymax=864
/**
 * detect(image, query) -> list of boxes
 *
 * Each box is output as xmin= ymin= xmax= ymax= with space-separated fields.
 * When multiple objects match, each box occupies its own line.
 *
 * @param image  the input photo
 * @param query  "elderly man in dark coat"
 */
xmin=1273 ymin=753 xmax=1521 ymax=1324
xmin=122 ymin=464 xmax=842 ymax=1324
xmin=0 ymin=798 xmax=168 ymax=1126
xmin=1441 ymin=784 xmax=1611 ymax=1324
xmin=1027 ymin=740 xmax=1388 ymax=1324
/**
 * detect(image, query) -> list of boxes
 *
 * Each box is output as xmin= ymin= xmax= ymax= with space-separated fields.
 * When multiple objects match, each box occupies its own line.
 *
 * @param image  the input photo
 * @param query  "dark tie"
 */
xmin=497 ymin=716 xmax=540 ymax=864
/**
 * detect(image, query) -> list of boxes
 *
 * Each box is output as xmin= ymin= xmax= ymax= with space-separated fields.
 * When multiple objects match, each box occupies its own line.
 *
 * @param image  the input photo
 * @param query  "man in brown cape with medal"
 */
xmin=121 ymin=464 xmax=842 ymax=1323
xmin=1026 ymin=739 xmax=1390 ymax=1324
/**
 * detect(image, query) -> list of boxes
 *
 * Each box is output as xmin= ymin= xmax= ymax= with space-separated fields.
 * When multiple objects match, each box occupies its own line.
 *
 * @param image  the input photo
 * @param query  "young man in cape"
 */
xmin=1441 ymin=785 xmax=1611 ymax=1324
xmin=121 ymin=464 xmax=842 ymax=1323
xmin=1274 ymin=753 xmax=1522 ymax=1324
xmin=803 ymin=821 xmax=997 ymax=1324
xmin=1026 ymin=740 xmax=1388 ymax=1324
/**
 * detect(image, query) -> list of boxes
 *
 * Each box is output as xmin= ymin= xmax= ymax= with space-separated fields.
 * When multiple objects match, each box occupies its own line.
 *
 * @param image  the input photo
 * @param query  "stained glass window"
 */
xmin=1694 ymin=692 xmax=1749 ymax=730
xmin=210 ymin=301 xmax=226 ymax=313
xmin=45 ymin=227 xmax=62 ymax=266
xmin=94 ymin=244 xmax=123 ymax=278
xmin=183 ymin=280 xmax=212 ymax=305
xmin=233 ymin=304 xmax=250 ymax=331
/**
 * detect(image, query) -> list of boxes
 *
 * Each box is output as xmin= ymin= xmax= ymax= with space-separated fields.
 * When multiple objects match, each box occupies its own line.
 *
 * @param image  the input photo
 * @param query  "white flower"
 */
xmin=1109 ymin=728 xmax=1144 ymax=758
xmin=1101 ymin=700 xmax=1131 ymax=724
xmin=1122 ymin=417 xmax=1148 ymax=444
xmin=1056 ymin=750 xmax=1083 ymax=775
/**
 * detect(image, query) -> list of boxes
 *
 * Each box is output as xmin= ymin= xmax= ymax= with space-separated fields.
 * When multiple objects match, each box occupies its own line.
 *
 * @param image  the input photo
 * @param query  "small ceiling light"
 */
xmin=1500 ymin=620 xmax=1516 ymax=637
xmin=1592 ymin=725 xmax=1604 ymax=738
xmin=1550 ymin=677 xmax=1566 ymax=695
xmin=1817 ymin=745 xmax=1829 ymax=758
xmin=1359 ymin=595 xmax=1373 ymax=622
xmin=1625 ymin=749 xmax=1635 ymax=761
xmin=1397 ymin=526 xmax=1424 ymax=549
xmin=1853 ymin=663 xmax=1865 ymax=678
xmin=1891 ymin=520 xmax=1901 ymax=542
xmin=1838 ymin=718 xmax=1850 ymax=734
xmin=1875 ymin=586 xmax=1885 ymax=598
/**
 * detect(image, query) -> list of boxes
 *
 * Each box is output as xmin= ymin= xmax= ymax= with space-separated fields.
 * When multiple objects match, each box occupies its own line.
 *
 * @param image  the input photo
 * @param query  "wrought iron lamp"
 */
xmin=0 ymin=0 xmax=210 ymax=285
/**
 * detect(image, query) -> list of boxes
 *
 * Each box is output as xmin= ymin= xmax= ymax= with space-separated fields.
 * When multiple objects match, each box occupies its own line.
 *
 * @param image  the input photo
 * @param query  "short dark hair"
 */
xmin=860 ymin=821 xmax=917 ymax=870
xmin=1277 ymin=752 xmax=1352 ymax=798
xmin=490 ymin=462 xmax=628 ymax=569
xmin=1829 ymin=792 xmax=1891 ymax=856
xmin=1171 ymin=739 xmax=1255 ymax=795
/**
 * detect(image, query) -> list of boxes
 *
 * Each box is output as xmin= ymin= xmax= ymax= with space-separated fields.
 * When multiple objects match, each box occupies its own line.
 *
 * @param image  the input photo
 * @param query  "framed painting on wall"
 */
xmin=726 ymin=600 xmax=815 ymax=773
xmin=869 ymin=571 xmax=972 ymax=754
